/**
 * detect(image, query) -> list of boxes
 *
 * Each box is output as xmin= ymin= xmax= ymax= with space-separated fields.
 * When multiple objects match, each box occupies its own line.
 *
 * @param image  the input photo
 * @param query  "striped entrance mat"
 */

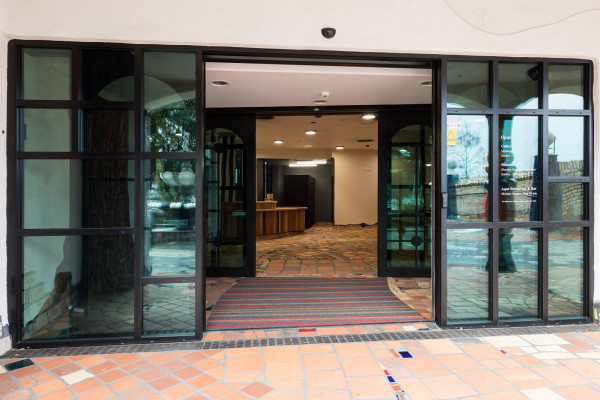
xmin=206 ymin=278 xmax=427 ymax=330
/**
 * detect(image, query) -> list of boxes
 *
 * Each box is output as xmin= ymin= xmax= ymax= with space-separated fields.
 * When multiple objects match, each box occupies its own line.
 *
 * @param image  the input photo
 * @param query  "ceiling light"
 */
xmin=175 ymin=133 xmax=183 ymax=137
xmin=313 ymin=99 xmax=328 ymax=104
xmin=290 ymin=161 xmax=317 ymax=167
xmin=274 ymin=140 xmax=284 ymax=144
xmin=211 ymin=80 xmax=230 ymax=87
xmin=305 ymin=130 xmax=317 ymax=135
xmin=362 ymin=114 xmax=376 ymax=120
xmin=335 ymin=146 xmax=344 ymax=150
xmin=420 ymin=80 xmax=433 ymax=87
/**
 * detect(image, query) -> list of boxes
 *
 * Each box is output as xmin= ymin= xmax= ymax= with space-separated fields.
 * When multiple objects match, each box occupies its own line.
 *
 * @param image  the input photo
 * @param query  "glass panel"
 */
xmin=83 ymin=110 xmax=134 ymax=152
xmin=144 ymin=51 xmax=196 ymax=152
xmin=22 ymin=235 xmax=134 ymax=340
xmin=82 ymin=49 xmax=134 ymax=102
xmin=143 ymin=283 xmax=195 ymax=336
xmin=447 ymin=229 xmax=489 ymax=323
xmin=205 ymin=128 xmax=246 ymax=269
xmin=549 ymin=227 xmax=584 ymax=318
xmin=447 ymin=61 xmax=489 ymax=108
xmin=387 ymin=125 xmax=431 ymax=271
xmin=144 ymin=159 xmax=196 ymax=276
xmin=548 ymin=183 xmax=585 ymax=221
xmin=499 ymin=116 xmax=539 ymax=221
xmin=549 ymin=64 xmax=584 ymax=109
xmin=498 ymin=63 xmax=539 ymax=109
xmin=549 ymin=116 xmax=585 ymax=177
xmin=446 ymin=115 xmax=489 ymax=222
xmin=22 ymin=48 xmax=70 ymax=100
xmin=498 ymin=228 xmax=539 ymax=321
xmin=23 ymin=160 xmax=134 ymax=229
xmin=20 ymin=108 xmax=71 ymax=152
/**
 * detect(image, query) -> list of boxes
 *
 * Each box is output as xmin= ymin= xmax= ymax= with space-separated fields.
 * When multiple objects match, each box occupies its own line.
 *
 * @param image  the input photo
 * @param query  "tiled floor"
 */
xmin=3 ymin=325 xmax=600 ymax=399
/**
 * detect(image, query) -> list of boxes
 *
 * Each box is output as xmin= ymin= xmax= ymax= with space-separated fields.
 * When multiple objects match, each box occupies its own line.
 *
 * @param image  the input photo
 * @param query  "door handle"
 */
xmin=442 ymin=192 xmax=448 ymax=208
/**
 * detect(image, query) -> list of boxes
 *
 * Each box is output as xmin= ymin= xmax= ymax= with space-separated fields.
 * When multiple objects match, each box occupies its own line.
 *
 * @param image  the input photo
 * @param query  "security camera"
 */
xmin=321 ymin=27 xmax=336 ymax=39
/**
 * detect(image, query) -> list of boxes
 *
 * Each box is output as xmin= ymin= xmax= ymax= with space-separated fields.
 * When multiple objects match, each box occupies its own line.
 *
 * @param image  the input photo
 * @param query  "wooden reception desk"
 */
xmin=256 ymin=201 xmax=307 ymax=236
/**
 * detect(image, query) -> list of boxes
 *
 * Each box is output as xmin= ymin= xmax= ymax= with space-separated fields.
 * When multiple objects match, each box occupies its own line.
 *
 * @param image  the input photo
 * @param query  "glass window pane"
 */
xmin=499 ymin=116 xmax=539 ymax=221
xmin=549 ymin=64 xmax=585 ymax=109
xmin=447 ymin=115 xmax=489 ymax=222
xmin=549 ymin=183 xmax=586 ymax=221
xmin=549 ymin=116 xmax=585 ymax=177
xmin=20 ymin=108 xmax=71 ymax=152
xmin=144 ymin=159 xmax=196 ymax=277
xmin=82 ymin=49 xmax=134 ymax=102
xmin=447 ymin=229 xmax=489 ymax=323
xmin=23 ymin=160 xmax=134 ymax=229
xmin=447 ymin=61 xmax=489 ymax=108
xmin=83 ymin=110 xmax=134 ymax=152
xmin=498 ymin=63 xmax=539 ymax=109
xmin=498 ymin=228 xmax=539 ymax=321
xmin=22 ymin=235 xmax=134 ymax=341
xmin=143 ymin=283 xmax=195 ymax=336
xmin=22 ymin=48 xmax=70 ymax=100
xmin=144 ymin=51 xmax=196 ymax=152
xmin=549 ymin=227 xmax=584 ymax=318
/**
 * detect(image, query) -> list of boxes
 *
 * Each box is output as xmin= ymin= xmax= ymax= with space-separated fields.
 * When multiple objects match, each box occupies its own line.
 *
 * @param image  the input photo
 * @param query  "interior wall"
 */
xmin=333 ymin=150 xmax=378 ymax=225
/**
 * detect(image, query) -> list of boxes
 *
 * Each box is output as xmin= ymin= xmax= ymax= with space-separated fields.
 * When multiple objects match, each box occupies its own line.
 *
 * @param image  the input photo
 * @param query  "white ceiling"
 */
xmin=205 ymin=62 xmax=432 ymax=158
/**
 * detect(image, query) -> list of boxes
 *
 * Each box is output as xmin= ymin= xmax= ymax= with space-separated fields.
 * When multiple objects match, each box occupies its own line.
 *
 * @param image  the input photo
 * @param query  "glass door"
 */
xmin=205 ymin=114 xmax=256 ymax=277
xmin=378 ymin=110 xmax=432 ymax=277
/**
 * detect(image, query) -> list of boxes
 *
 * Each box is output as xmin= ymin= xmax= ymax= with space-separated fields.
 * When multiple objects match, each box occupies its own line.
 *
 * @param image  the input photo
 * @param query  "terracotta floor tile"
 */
xmin=225 ymin=355 xmax=263 ymax=374
xmin=458 ymin=370 xmax=514 ymax=393
xmin=482 ymin=390 xmax=529 ymax=400
xmin=306 ymin=391 xmax=350 ymax=400
xmin=436 ymin=354 xmax=483 ymax=372
xmin=136 ymin=369 xmax=164 ymax=383
xmin=305 ymin=369 xmax=347 ymax=390
xmin=194 ymin=357 xmax=222 ymax=371
xmin=521 ymin=387 xmax=568 ymax=399
xmin=4 ymin=389 xmax=36 ymax=400
xmin=422 ymin=375 xmax=477 ymax=399
xmin=161 ymin=360 xmax=188 ymax=372
xmin=402 ymin=357 xmax=449 ymax=376
xmin=38 ymin=357 xmax=70 ymax=370
xmin=173 ymin=366 xmax=202 ymax=381
xmin=265 ymin=361 xmax=304 ymax=380
xmin=121 ymin=385 xmax=155 ymax=400
xmin=226 ymin=348 xmax=261 ymax=357
xmin=512 ymin=355 xmax=545 ymax=367
xmin=150 ymin=375 xmax=179 ymax=391
xmin=531 ymin=365 xmax=590 ymax=386
xmin=109 ymin=376 xmax=142 ymax=393
xmin=188 ymin=374 xmax=218 ymax=390
xmin=264 ymin=346 xmax=299 ymax=361
xmin=98 ymin=369 xmax=127 ymax=383
xmin=461 ymin=344 xmax=506 ymax=360
xmin=31 ymin=379 xmax=66 ymax=396
xmin=79 ymin=386 xmax=115 ymax=400
xmin=554 ymin=385 xmax=600 ymax=400
xmin=495 ymin=367 xmax=551 ymax=389
xmin=333 ymin=343 xmax=371 ymax=358
xmin=70 ymin=377 xmax=102 ymax=394
xmin=222 ymin=392 xmax=254 ymax=400
xmin=396 ymin=378 xmax=438 ymax=400
xmin=421 ymin=338 xmax=461 ymax=354
xmin=339 ymin=357 xmax=381 ymax=376
xmin=181 ymin=352 xmax=207 ymax=364
xmin=317 ymin=327 xmax=349 ymax=335
xmin=88 ymin=361 xmax=118 ymax=375
xmin=10 ymin=365 xmax=41 ymax=378
xmin=299 ymin=344 xmax=333 ymax=353
xmin=38 ymin=387 xmax=73 ymax=400
xmin=261 ymin=392 xmax=303 ymax=400
xmin=347 ymin=376 xmax=393 ymax=398
xmin=560 ymin=359 xmax=600 ymax=378
xmin=266 ymin=380 xmax=304 ymax=393
xmin=301 ymin=352 xmax=340 ymax=369
xmin=50 ymin=363 xmax=81 ymax=377
xmin=242 ymin=382 xmax=274 ymax=398
xmin=77 ymin=355 xmax=106 ymax=368
xmin=203 ymin=382 xmax=234 ymax=399
xmin=162 ymin=383 xmax=196 ymax=400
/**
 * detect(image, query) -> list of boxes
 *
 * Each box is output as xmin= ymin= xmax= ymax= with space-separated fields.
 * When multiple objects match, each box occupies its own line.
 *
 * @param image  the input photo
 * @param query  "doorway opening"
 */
xmin=204 ymin=61 xmax=434 ymax=330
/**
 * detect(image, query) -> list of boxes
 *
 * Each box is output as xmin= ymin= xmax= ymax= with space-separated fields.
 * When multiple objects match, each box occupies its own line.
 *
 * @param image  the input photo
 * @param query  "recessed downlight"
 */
xmin=362 ymin=114 xmax=376 ymax=120
xmin=274 ymin=140 xmax=284 ymax=144
xmin=420 ymin=80 xmax=433 ymax=87
xmin=305 ymin=130 xmax=317 ymax=135
xmin=335 ymin=146 xmax=344 ymax=150
xmin=211 ymin=80 xmax=230 ymax=87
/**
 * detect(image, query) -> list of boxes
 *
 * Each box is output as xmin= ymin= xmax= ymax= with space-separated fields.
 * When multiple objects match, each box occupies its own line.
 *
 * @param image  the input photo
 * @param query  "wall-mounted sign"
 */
xmin=447 ymin=117 xmax=461 ymax=146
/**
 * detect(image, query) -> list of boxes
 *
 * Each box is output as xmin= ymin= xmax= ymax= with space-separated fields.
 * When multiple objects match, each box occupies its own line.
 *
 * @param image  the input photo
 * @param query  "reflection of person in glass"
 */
xmin=484 ymin=154 xmax=517 ymax=272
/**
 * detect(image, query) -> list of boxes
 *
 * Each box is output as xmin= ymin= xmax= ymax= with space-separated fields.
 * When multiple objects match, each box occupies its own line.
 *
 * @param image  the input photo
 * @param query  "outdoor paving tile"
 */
xmin=421 ymin=338 xmax=462 ymax=354
xmin=306 ymin=391 xmax=351 ymax=400
xmin=462 ymin=344 xmax=507 ymax=360
xmin=520 ymin=387 xmax=567 ymax=400
xmin=225 ymin=355 xmax=263 ymax=374
xmin=31 ymin=379 xmax=66 ymax=396
xmin=266 ymin=380 xmax=304 ymax=393
xmin=494 ymin=368 xmax=551 ymax=389
xmin=188 ymin=373 xmax=218 ymax=390
xmin=298 ymin=344 xmax=332 ymax=353
xmin=109 ymin=376 xmax=142 ymax=393
xmin=397 ymin=378 xmax=439 ymax=400
xmin=264 ymin=346 xmax=299 ymax=361
xmin=163 ymin=383 xmax=197 ymax=400
xmin=202 ymin=382 xmax=235 ymax=399
xmin=483 ymin=335 xmax=530 ymax=348
xmin=481 ymin=390 xmax=529 ymax=400
xmin=422 ymin=374 xmax=478 ymax=399
xmin=242 ymin=382 xmax=274 ymax=397
xmin=560 ymin=358 xmax=600 ymax=378
xmin=305 ymin=369 xmax=347 ymax=390
xmin=435 ymin=354 xmax=484 ymax=372
xmin=520 ymin=334 xmax=569 ymax=346
xmin=511 ymin=355 xmax=545 ymax=367
xmin=38 ymin=387 xmax=74 ymax=400
xmin=554 ymin=385 xmax=600 ymax=399
xmin=403 ymin=357 xmax=449 ymax=376
xmin=265 ymin=361 xmax=304 ymax=380
xmin=339 ymin=357 xmax=381 ymax=375
xmin=531 ymin=364 xmax=590 ymax=386
xmin=70 ymin=377 xmax=103 ymax=394
xmin=458 ymin=370 xmax=514 ymax=393
xmin=333 ymin=342 xmax=371 ymax=357
xmin=301 ymin=352 xmax=341 ymax=369
xmin=347 ymin=375 xmax=394 ymax=398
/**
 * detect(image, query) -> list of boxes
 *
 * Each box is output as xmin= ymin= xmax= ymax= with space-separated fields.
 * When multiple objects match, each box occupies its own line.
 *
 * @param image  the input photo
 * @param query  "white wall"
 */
xmin=333 ymin=150 xmax=378 ymax=225
xmin=1 ymin=0 xmax=600 ymax=338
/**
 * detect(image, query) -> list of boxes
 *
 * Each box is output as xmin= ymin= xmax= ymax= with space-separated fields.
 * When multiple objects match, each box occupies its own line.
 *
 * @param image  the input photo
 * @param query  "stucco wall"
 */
xmin=1 ymin=1 xmax=600 ymax=344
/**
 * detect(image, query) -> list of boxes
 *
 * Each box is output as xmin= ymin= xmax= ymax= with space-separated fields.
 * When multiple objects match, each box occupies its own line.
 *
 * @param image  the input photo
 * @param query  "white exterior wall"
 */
xmin=1 ymin=0 xmax=600 ymax=346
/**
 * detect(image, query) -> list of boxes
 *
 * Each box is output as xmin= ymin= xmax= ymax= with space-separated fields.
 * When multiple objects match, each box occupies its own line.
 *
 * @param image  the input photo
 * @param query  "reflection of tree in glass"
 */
xmin=454 ymin=124 xmax=485 ymax=178
xmin=146 ymin=99 xmax=196 ymax=152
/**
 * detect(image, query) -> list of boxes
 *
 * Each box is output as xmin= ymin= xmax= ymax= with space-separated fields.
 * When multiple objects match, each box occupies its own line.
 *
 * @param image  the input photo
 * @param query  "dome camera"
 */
xmin=321 ymin=27 xmax=336 ymax=39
